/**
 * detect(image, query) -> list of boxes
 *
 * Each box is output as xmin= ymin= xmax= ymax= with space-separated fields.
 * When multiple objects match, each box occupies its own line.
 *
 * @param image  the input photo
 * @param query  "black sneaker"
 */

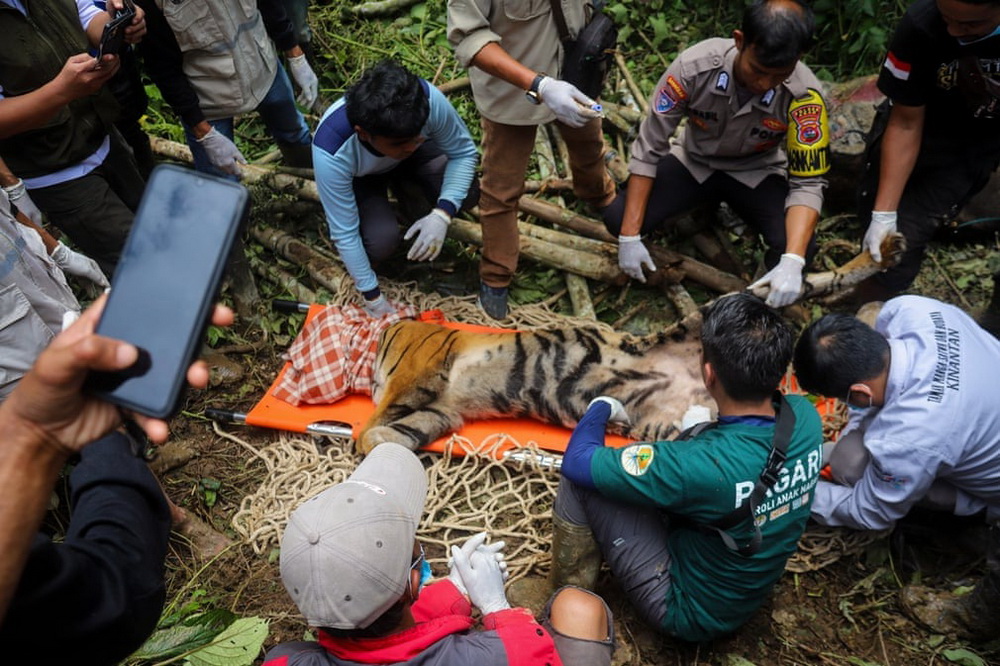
xmin=477 ymin=282 xmax=509 ymax=319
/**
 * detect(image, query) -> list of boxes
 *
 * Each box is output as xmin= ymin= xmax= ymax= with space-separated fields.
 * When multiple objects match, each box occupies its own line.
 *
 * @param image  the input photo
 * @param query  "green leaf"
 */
xmin=130 ymin=622 xmax=225 ymax=661
xmin=184 ymin=617 xmax=269 ymax=666
xmin=942 ymin=648 xmax=987 ymax=666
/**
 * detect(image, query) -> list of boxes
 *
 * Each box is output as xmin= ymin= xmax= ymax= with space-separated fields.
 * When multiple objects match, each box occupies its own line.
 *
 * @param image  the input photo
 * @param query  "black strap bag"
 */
xmin=675 ymin=392 xmax=797 ymax=556
xmin=548 ymin=0 xmax=617 ymax=100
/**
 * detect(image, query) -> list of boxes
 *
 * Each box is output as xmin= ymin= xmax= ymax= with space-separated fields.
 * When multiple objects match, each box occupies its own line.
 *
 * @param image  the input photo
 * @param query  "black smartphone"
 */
xmin=85 ymin=165 xmax=249 ymax=419
xmin=95 ymin=1 xmax=136 ymax=61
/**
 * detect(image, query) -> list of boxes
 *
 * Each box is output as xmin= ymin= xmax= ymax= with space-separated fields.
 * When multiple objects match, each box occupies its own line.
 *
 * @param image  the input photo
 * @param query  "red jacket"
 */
xmin=263 ymin=580 xmax=562 ymax=666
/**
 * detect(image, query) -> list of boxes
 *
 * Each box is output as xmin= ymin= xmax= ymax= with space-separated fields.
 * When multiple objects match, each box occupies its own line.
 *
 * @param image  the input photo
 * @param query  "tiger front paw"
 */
xmin=356 ymin=426 xmax=420 ymax=455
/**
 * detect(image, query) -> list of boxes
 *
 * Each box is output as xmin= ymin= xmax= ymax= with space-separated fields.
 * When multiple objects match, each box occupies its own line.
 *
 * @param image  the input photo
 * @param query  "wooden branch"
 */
xmin=602 ymin=108 xmax=633 ymax=135
xmin=437 ymin=77 xmax=471 ymax=95
xmin=516 ymin=196 xmax=745 ymax=293
xmin=663 ymin=283 xmax=698 ymax=320
xmin=250 ymin=226 xmax=352 ymax=295
xmin=449 ymin=218 xmax=627 ymax=285
xmin=249 ymin=254 xmax=317 ymax=303
xmin=601 ymin=100 xmax=643 ymax=125
xmin=347 ymin=0 xmax=420 ymax=17
xmin=614 ymin=51 xmax=649 ymax=115
xmin=565 ymin=274 xmax=596 ymax=320
xmin=514 ymin=217 xmax=614 ymax=255
xmin=151 ymin=137 xmax=323 ymax=203
xmin=523 ymin=178 xmax=574 ymax=193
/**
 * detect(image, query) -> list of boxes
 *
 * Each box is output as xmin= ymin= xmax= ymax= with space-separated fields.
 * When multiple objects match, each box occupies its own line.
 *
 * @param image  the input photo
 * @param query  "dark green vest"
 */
xmin=0 ymin=0 xmax=120 ymax=178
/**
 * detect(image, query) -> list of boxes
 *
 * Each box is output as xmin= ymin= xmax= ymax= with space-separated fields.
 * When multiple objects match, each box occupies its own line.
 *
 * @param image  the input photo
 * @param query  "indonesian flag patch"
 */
xmin=884 ymin=51 xmax=911 ymax=81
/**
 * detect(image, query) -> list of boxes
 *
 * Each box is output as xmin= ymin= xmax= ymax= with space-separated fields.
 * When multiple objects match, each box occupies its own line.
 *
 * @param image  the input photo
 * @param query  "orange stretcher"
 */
xmin=206 ymin=302 xmax=634 ymax=466
xmin=207 ymin=302 xmax=839 ymax=467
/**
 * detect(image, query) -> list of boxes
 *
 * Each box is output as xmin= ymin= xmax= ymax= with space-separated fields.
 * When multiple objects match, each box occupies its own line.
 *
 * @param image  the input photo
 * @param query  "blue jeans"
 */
xmin=184 ymin=62 xmax=311 ymax=180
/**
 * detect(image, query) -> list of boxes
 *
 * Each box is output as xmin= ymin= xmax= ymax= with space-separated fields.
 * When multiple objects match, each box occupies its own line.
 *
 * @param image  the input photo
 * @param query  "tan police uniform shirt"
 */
xmin=629 ymin=37 xmax=828 ymax=213
xmin=447 ymin=0 xmax=590 ymax=126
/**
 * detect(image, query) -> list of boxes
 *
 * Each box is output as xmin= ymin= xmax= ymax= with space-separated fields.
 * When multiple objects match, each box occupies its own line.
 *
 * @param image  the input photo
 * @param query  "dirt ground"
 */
xmin=149 ymin=218 xmax=1000 ymax=666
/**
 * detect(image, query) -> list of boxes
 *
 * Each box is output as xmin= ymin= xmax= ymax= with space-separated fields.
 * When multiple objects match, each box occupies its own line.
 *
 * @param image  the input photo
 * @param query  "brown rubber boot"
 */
xmin=508 ymin=515 xmax=602 ymax=614
xmin=899 ymin=524 xmax=1000 ymax=641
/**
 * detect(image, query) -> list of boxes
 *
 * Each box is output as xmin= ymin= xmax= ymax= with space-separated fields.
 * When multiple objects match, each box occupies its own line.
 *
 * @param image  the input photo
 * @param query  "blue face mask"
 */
xmin=419 ymin=557 xmax=432 ymax=589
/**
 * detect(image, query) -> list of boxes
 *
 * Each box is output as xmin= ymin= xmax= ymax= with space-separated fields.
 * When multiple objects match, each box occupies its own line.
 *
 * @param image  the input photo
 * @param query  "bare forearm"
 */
xmin=873 ymin=105 xmax=924 ymax=211
xmin=620 ymin=174 xmax=655 ymax=237
xmin=85 ymin=11 xmax=111 ymax=47
xmin=784 ymin=205 xmax=819 ymax=258
xmin=469 ymin=42 xmax=536 ymax=91
xmin=0 ymin=413 xmax=67 ymax=624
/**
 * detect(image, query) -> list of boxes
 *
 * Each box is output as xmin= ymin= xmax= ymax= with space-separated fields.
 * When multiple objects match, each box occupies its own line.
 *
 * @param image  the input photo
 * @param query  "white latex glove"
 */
xmin=197 ymin=127 xmax=247 ymax=177
xmin=618 ymin=234 xmax=657 ymax=283
xmin=537 ymin=77 xmax=600 ymax=128
xmin=863 ymin=210 xmax=897 ymax=263
xmin=451 ymin=543 xmax=511 ymax=616
xmin=587 ymin=395 xmax=630 ymax=426
xmin=3 ymin=178 xmax=43 ymax=224
xmin=749 ymin=253 xmax=805 ymax=308
xmin=287 ymin=54 xmax=318 ymax=109
xmin=362 ymin=293 xmax=396 ymax=318
xmin=51 ymin=242 xmax=110 ymax=288
xmin=448 ymin=532 xmax=508 ymax=596
xmin=404 ymin=208 xmax=450 ymax=261
xmin=680 ymin=404 xmax=712 ymax=431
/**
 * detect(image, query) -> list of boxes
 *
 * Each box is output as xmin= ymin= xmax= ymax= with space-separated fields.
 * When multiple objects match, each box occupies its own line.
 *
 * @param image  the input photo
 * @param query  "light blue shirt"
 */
xmin=312 ymin=81 xmax=478 ymax=293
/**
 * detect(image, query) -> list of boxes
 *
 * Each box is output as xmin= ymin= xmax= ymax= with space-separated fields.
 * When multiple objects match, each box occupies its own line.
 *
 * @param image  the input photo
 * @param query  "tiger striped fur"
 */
xmin=357 ymin=320 xmax=709 ymax=453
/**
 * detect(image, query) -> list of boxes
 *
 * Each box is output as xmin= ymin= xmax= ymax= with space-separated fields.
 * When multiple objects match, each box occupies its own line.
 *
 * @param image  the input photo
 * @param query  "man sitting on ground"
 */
xmin=264 ymin=442 xmax=615 ymax=665
xmin=793 ymin=295 xmax=1000 ymax=640
xmin=529 ymin=293 xmax=823 ymax=642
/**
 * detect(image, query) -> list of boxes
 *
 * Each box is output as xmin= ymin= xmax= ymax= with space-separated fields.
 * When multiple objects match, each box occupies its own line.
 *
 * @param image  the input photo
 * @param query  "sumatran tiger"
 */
xmin=356 ymin=320 xmax=709 ymax=453
xmin=355 ymin=234 xmax=907 ymax=453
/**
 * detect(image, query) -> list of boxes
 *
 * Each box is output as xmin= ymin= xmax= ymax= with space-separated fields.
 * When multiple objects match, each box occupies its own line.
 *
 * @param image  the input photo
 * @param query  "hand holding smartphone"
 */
xmin=84 ymin=165 xmax=249 ymax=418
xmin=95 ymin=0 xmax=136 ymax=65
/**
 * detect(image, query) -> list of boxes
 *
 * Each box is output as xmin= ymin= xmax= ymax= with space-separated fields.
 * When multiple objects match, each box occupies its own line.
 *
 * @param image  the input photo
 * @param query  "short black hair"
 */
xmin=792 ymin=313 xmax=890 ymax=398
xmin=741 ymin=0 xmax=815 ymax=68
xmin=700 ymin=293 xmax=794 ymax=402
xmin=345 ymin=60 xmax=429 ymax=138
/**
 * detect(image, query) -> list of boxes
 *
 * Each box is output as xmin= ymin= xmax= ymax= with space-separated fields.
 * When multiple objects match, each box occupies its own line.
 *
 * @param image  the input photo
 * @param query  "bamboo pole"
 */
xmin=516 ymin=196 xmax=745 ymax=293
xmin=249 ymin=254 xmax=317 ymax=303
xmin=566 ymin=273 xmax=596 ymax=319
xmin=250 ymin=226 xmax=352 ymax=295
xmin=614 ymin=52 xmax=649 ymax=115
xmin=449 ymin=218 xmax=627 ymax=285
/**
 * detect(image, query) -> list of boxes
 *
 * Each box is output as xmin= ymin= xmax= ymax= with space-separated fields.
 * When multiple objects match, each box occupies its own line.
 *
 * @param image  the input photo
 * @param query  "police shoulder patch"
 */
xmin=621 ymin=444 xmax=655 ymax=476
xmin=655 ymin=87 xmax=676 ymax=114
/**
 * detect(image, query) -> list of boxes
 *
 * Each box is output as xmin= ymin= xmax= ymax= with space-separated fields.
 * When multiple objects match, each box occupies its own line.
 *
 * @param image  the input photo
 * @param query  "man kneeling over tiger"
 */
xmin=516 ymin=293 xmax=824 ymax=642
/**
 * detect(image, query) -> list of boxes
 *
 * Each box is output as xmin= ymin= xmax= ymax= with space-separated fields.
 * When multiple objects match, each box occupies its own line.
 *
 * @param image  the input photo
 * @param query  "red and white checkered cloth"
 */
xmin=272 ymin=302 xmax=418 ymax=406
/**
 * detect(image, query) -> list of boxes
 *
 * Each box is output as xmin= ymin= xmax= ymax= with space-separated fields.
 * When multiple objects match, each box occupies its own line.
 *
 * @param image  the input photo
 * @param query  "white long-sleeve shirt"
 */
xmin=811 ymin=295 xmax=1000 ymax=530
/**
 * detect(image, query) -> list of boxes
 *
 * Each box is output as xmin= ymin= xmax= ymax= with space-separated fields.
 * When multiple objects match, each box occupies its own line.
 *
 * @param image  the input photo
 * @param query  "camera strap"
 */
xmin=677 ymin=392 xmax=796 ymax=556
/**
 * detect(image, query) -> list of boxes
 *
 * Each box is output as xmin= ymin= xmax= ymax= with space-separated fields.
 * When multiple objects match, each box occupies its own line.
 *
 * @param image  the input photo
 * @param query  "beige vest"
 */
xmin=156 ymin=0 xmax=278 ymax=120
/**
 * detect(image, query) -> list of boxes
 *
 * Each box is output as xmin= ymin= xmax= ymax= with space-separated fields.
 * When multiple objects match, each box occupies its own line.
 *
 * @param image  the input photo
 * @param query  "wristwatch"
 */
xmin=525 ymin=73 xmax=546 ymax=105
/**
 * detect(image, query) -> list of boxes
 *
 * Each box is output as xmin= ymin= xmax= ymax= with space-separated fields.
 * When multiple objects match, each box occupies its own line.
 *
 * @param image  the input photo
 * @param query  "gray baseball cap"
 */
xmin=279 ymin=443 xmax=427 ymax=629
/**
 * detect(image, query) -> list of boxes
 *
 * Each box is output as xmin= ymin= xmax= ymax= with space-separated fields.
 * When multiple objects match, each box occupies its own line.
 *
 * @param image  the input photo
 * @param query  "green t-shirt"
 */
xmin=590 ymin=395 xmax=824 ymax=641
